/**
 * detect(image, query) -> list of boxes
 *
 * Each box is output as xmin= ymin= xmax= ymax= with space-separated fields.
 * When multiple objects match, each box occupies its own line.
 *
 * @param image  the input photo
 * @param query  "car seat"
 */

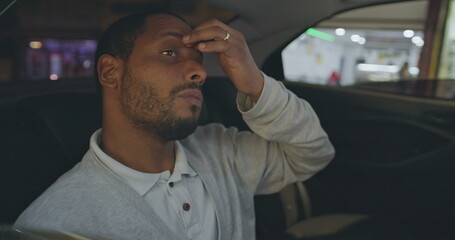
xmin=13 ymin=77 xmax=413 ymax=240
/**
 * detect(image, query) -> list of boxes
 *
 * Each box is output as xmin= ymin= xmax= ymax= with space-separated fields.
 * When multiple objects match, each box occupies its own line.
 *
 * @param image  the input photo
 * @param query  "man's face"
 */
xmin=119 ymin=14 xmax=206 ymax=141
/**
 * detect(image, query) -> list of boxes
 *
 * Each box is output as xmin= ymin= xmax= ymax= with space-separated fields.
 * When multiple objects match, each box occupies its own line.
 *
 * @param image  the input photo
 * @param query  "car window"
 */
xmin=281 ymin=0 xmax=455 ymax=100
xmin=0 ymin=0 xmax=235 ymax=84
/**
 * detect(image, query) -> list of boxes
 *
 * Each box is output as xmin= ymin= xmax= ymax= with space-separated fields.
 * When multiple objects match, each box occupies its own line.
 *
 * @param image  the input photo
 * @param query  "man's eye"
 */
xmin=161 ymin=50 xmax=176 ymax=56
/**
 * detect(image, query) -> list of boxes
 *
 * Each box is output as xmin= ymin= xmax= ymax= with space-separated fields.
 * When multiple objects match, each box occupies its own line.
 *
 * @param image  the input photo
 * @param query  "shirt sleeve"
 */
xmin=232 ymin=73 xmax=335 ymax=195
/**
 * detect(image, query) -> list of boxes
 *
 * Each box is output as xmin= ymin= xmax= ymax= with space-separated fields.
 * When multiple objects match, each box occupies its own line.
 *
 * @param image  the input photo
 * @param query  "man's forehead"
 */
xmin=143 ymin=14 xmax=192 ymax=37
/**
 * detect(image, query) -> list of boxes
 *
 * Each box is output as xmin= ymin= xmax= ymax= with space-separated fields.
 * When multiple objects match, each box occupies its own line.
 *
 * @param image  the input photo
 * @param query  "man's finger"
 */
xmin=195 ymin=39 xmax=231 ymax=53
xmin=183 ymin=26 xmax=228 ymax=46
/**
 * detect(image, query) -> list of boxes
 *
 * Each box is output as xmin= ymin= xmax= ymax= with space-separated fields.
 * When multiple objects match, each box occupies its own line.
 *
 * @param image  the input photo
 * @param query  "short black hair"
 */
xmin=94 ymin=11 xmax=187 ymax=93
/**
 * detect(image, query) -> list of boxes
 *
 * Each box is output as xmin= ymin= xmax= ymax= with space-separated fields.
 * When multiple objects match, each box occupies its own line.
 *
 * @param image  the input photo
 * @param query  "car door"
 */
xmin=262 ymin=0 xmax=455 ymax=237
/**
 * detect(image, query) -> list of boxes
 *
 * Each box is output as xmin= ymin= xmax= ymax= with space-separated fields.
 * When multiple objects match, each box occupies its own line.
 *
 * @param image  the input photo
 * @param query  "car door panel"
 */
xmin=283 ymin=81 xmax=455 ymax=224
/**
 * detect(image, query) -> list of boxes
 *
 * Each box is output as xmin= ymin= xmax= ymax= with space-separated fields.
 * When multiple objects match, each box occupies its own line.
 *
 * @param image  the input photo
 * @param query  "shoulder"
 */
xmin=14 ymin=152 xmax=115 ymax=230
xmin=182 ymin=123 xmax=243 ymax=146
xmin=195 ymin=122 xmax=237 ymax=136
xmin=179 ymin=123 xmax=242 ymax=164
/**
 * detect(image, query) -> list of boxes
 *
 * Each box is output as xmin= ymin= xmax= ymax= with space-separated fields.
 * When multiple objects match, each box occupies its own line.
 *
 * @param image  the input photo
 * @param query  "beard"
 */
xmin=119 ymin=67 xmax=201 ymax=141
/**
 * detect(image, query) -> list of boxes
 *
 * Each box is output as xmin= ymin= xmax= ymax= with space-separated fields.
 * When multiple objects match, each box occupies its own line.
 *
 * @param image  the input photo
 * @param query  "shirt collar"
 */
xmin=171 ymin=141 xmax=198 ymax=180
xmin=90 ymin=129 xmax=197 ymax=196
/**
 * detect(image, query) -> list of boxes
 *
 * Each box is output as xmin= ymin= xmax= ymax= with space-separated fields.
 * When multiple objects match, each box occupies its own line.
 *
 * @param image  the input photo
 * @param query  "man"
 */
xmin=15 ymin=12 xmax=335 ymax=239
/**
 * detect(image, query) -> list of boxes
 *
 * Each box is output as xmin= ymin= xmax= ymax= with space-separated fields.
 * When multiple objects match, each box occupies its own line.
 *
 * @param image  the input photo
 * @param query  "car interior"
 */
xmin=1 ymin=0 xmax=455 ymax=239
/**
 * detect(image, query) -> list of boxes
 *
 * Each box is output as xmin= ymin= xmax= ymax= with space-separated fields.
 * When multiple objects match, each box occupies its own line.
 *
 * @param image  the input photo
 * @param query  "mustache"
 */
xmin=170 ymin=83 xmax=201 ymax=96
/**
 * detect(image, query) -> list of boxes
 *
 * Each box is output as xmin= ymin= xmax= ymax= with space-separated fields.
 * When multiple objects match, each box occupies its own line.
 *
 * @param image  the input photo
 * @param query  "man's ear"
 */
xmin=97 ymin=54 xmax=122 ymax=89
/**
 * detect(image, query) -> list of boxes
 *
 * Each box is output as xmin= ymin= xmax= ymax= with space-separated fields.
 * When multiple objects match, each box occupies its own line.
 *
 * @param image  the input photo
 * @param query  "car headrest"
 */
xmin=16 ymin=77 xmax=248 ymax=167
xmin=17 ymin=93 xmax=102 ymax=167
xmin=201 ymin=76 xmax=249 ymax=130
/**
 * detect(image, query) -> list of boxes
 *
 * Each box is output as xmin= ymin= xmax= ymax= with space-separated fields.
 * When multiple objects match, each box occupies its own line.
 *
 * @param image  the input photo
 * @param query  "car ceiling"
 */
xmin=199 ymin=0 xmax=411 ymax=76
xmin=204 ymin=0 xmax=414 ymax=34
xmin=0 ymin=0 xmax=416 ymax=77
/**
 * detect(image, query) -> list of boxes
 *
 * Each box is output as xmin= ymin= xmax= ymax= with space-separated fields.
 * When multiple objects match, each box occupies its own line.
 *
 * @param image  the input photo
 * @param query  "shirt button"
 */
xmin=169 ymin=182 xmax=174 ymax=187
xmin=183 ymin=203 xmax=191 ymax=211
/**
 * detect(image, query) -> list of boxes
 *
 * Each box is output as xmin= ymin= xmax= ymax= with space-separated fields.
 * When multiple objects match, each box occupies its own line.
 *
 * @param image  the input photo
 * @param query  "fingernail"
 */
xmin=183 ymin=35 xmax=190 ymax=41
xmin=198 ymin=43 xmax=206 ymax=49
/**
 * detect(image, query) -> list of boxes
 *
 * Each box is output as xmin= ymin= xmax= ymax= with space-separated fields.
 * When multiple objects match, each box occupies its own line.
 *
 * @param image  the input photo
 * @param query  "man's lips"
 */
xmin=177 ymin=89 xmax=203 ymax=107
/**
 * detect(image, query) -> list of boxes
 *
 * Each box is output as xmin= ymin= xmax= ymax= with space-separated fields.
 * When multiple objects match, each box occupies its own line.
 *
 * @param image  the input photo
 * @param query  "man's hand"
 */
xmin=182 ymin=19 xmax=264 ymax=102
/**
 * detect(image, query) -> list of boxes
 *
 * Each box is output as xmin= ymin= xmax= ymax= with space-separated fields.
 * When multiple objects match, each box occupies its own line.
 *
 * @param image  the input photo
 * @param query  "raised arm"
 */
xmin=184 ymin=19 xmax=335 ymax=194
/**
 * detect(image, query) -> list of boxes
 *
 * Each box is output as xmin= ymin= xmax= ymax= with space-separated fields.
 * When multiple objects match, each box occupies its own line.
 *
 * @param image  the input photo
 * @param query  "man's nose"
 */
xmin=184 ymin=60 xmax=207 ymax=86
